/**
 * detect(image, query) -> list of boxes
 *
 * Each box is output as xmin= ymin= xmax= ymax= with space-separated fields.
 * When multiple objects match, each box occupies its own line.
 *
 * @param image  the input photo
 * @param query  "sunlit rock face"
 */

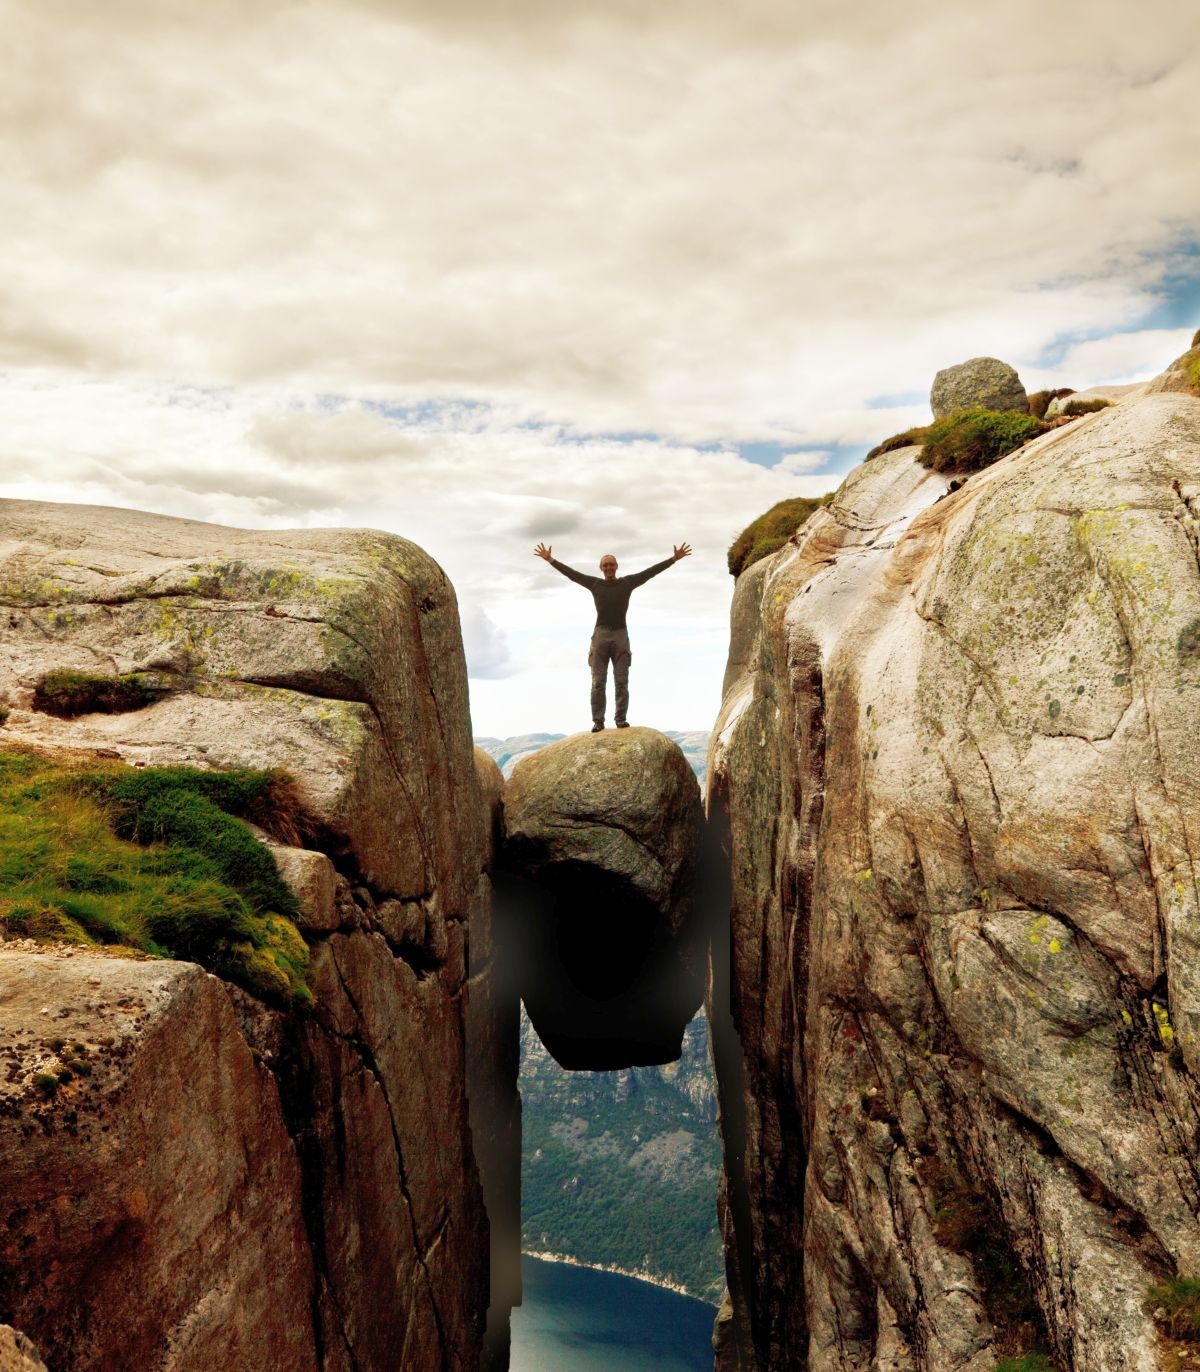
xmin=500 ymin=727 xmax=708 ymax=1070
xmin=710 ymin=381 xmax=1200 ymax=1371
xmin=0 ymin=499 xmax=495 ymax=1371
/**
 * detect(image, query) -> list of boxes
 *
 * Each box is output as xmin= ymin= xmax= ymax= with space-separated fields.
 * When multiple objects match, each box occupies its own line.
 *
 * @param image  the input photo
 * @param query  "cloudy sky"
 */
xmin=3 ymin=0 xmax=1199 ymax=735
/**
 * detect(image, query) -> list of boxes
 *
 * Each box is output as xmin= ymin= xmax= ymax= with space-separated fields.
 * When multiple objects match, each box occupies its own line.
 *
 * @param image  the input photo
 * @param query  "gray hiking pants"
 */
xmin=589 ymin=627 xmax=631 ymax=726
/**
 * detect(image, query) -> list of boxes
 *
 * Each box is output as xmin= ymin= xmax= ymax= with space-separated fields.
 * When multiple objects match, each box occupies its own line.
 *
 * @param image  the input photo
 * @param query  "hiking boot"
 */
xmin=615 ymin=721 xmax=630 ymax=728
xmin=591 ymin=722 xmax=605 ymax=732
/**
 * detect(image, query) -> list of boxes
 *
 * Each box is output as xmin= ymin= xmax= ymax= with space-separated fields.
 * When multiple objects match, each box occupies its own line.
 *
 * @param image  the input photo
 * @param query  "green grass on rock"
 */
xmin=32 ymin=670 xmax=170 ymax=718
xmin=1148 ymin=1274 xmax=1200 ymax=1342
xmin=0 ymin=748 xmax=310 ymax=1005
xmin=727 ymin=494 xmax=832 ymax=577
xmin=919 ymin=407 xmax=1046 ymax=474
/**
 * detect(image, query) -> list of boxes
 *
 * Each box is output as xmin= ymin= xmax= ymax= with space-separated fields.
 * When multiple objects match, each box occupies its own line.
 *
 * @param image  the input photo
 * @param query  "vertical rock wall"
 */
xmin=710 ymin=387 xmax=1200 ymax=1370
xmin=0 ymin=500 xmax=500 ymax=1371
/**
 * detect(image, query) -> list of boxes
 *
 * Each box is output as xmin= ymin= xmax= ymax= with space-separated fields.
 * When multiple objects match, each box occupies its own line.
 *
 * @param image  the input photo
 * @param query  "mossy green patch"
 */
xmin=32 ymin=670 xmax=170 ymax=718
xmin=727 ymin=494 xmax=833 ymax=577
xmin=919 ymin=408 xmax=1046 ymax=474
xmin=865 ymin=425 xmax=933 ymax=461
xmin=1148 ymin=1275 xmax=1200 ymax=1341
xmin=994 ymin=1355 xmax=1054 ymax=1372
xmin=0 ymin=749 xmax=310 ymax=1005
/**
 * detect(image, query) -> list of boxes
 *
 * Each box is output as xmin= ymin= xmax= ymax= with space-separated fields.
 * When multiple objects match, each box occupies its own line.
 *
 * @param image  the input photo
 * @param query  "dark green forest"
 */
xmin=519 ymin=1011 xmax=724 ymax=1302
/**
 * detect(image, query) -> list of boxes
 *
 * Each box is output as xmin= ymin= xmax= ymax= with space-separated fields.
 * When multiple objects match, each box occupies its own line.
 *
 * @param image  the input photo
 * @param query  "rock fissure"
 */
xmin=326 ymin=946 xmax=454 ymax=1372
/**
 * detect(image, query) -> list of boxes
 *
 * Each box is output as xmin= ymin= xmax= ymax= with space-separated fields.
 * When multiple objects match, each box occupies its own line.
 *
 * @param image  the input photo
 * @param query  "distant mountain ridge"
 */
xmin=475 ymin=730 xmax=710 ymax=784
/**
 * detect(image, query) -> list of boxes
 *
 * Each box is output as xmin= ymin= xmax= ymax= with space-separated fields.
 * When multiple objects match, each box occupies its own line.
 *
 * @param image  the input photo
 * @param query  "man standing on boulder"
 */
xmin=534 ymin=541 xmax=691 ymax=731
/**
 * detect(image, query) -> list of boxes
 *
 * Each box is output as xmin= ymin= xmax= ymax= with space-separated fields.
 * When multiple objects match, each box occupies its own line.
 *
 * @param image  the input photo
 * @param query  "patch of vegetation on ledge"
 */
xmin=1027 ymin=387 xmax=1074 ymax=420
xmin=1060 ymin=398 xmax=1112 ymax=417
xmin=994 ymin=1355 xmax=1054 ymax=1372
xmin=32 ymin=670 xmax=172 ymax=718
xmin=864 ymin=425 xmax=932 ymax=461
xmin=918 ymin=407 xmax=1046 ymax=474
xmin=1148 ymin=1274 xmax=1200 ymax=1342
xmin=727 ymin=494 xmax=832 ymax=577
xmin=0 ymin=749 xmax=311 ymax=1005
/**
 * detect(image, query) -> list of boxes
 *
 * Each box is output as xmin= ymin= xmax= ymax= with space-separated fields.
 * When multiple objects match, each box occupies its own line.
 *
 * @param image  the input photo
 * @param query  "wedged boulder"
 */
xmin=710 ymin=374 xmax=1200 ymax=1370
xmin=930 ymin=355 xmax=1028 ymax=417
xmin=501 ymin=727 xmax=706 ymax=1069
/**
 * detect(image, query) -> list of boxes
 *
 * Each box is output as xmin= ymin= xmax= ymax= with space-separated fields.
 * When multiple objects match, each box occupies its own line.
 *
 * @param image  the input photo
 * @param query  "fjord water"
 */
xmin=510 ymin=1256 xmax=716 ymax=1371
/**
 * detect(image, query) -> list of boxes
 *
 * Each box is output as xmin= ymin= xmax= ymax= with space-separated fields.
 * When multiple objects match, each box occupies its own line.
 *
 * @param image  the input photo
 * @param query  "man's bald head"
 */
xmin=599 ymin=554 xmax=618 ymax=580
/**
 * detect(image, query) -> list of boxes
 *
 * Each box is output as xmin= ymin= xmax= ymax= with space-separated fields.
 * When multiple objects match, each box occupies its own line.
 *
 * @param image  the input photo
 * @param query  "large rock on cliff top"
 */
xmin=501 ymin=727 xmax=707 ymax=1069
xmin=930 ymin=355 xmax=1028 ymax=417
xmin=710 ymin=375 xmax=1200 ymax=1370
xmin=0 ymin=499 xmax=494 ymax=1371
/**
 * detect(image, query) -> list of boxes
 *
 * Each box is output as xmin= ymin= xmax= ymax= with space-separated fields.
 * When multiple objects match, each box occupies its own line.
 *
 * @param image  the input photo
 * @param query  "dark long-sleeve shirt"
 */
xmin=550 ymin=557 xmax=674 ymax=630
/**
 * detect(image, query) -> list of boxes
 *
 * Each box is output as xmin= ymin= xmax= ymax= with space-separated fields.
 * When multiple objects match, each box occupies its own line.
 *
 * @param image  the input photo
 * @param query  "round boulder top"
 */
xmin=930 ymin=356 xmax=1028 ymax=419
xmin=501 ymin=726 xmax=702 ymax=918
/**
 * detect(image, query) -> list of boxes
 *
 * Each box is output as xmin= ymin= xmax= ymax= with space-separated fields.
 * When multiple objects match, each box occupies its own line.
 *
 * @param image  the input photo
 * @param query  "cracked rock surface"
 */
xmin=710 ymin=383 xmax=1200 ymax=1370
xmin=0 ymin=500 xmax=499 ymax=1370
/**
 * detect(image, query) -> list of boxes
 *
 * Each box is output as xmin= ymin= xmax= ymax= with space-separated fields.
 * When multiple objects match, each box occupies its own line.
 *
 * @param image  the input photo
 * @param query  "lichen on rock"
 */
xmin=710 ymin=373 xmax=1200 ymax=1370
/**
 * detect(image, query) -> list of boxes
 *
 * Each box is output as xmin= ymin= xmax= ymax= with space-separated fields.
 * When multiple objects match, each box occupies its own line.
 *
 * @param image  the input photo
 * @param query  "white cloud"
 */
xmin=775 ymin=450 xmax=832 ymax=476
xmin=1 ymin=0 xmax=1198 ymax=732
xmin=462 ymin=605 xmax=518 ymax=680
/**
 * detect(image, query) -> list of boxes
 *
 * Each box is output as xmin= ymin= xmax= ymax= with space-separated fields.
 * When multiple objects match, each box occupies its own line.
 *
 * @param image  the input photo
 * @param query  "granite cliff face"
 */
xmin=710 ymin=381 xmax=1200 ymax=1369
xmin=0 ymin=500 xmax=510 ymax=1371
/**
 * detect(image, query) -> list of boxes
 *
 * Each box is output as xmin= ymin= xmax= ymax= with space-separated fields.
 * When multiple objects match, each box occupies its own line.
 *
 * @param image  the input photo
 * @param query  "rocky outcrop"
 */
xmin=0 ymin=499 xmax=493 ymax=1370
xmin=0 ymin=1326 xmax=47 ymax=1372
xmin=0 ymin=947 xmax=318 ymax=1371
xmin=1146 ymin=337 xmax=1200 ymax=398
xmin=930 ymin=356 xmax=1028 ymax=417
xmin=501 ymin=727 xmax=707 ymax=1069
xmin=1044 ymin=381 xmax=1147 ymax=417
xmin=710 ymin=378 xmax=1200 ymax=1369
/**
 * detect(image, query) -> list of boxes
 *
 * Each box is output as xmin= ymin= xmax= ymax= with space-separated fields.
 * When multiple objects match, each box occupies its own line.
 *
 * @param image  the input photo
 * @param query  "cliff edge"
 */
xmin=711 ymin=376 xmax=1200 ymax=1369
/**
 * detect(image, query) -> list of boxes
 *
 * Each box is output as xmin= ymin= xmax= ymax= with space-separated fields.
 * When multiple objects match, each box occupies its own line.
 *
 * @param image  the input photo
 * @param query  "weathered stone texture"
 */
xmin=502 ymin=727 xmax=707 ymax=1068
xmin=710 ymin=381 xmax=1200 ymax=1369
xmin=930 ymin=355 xmax=1028 ymax=418
xmin=0 ymin=499 xmax=492 ymax=1371
xmin=0 ymin=499 xmax=483 ymax=903
xmin=0 ymin=949 xmax=317 ymax=1372
xmin=0 ymin=1326 xmax=47 ymax=1372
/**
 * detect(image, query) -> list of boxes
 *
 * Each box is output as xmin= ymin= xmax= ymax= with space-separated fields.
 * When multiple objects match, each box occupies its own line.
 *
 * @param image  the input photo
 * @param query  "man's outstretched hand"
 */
xmin=672 ymin=542 xmax=693 ymax=562
xmin=534 ymin=542 xmax=553 ymax=562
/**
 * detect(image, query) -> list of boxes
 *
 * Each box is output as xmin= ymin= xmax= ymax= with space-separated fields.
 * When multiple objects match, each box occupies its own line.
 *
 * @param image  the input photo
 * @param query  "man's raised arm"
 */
xmin=534 ymin=542 xmax=597 ymax=587
xmin=626 ymin=541 xmax=692 ymax=587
